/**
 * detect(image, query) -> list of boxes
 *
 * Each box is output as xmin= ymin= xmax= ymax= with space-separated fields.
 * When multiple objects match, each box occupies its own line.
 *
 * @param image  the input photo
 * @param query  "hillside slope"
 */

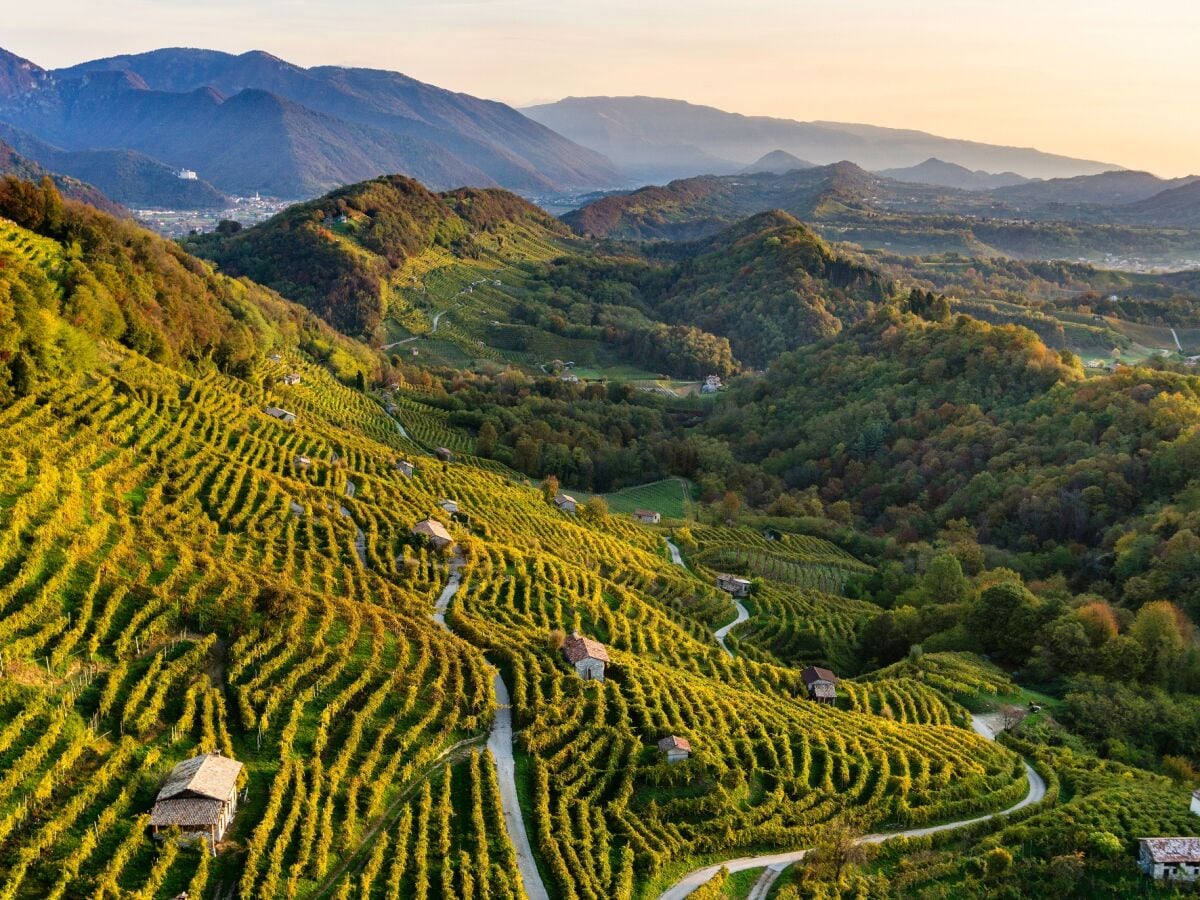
xmin=0 ymin=178 xmax=1034 ymax=899
xmin=187 ymin=174 xmax=572 ymax=335
xmin=0 ymin=143 xmax=124 ymax=214
xmin=0 ymin=121 xmax=227 ymax=207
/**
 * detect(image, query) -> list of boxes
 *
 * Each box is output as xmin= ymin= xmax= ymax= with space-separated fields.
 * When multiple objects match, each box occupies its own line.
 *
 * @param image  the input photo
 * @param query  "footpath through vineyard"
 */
xmin=658 ymin=715 xmax=1047 ymax=899
xmin=432 ymin=548 xmax=551 ymax=900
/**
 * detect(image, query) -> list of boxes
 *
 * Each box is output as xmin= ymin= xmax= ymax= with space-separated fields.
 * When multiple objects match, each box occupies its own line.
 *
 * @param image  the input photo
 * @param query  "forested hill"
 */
xmin=536 ymin=210 xmax=892 ymax=367
xmin=701 ymin=310 xmax=1200 ymax=619
xmin=562 ymin=162 xmax=881 ymax=240
xmin=0 ymin=175 xmax=375 ymax=396
xmin=0 ymin=144 xmax=124 ymax=215
xmin=187 ymin=175 xmax=571 ymax=335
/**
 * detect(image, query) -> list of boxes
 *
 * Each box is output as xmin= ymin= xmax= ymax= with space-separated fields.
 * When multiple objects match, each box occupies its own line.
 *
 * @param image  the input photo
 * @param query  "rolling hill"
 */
xmin=741 ymin=149 xmax=816 ymax=174
xmin=523 ymin=95 xmax=1121 ymax=182
xmin=187 ymin=174 xmax=573 ymax=335
xmin=991 ymin=169 xmax=1200 ymax=207
xmin=876 ymin=157 xmax=1028 ymax=191
xmin=0 ymin=46 xmax=621 ymax=198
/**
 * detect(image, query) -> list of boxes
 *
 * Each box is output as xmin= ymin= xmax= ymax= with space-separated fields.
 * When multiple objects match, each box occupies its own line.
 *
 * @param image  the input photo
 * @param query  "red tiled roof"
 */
xmin=562 ymin=632 xmax=609 ymax=664
xmin=412 ymin=518 xmax=452 ymax=542
xmin=658 ymin=735 xmax=691 ymax=752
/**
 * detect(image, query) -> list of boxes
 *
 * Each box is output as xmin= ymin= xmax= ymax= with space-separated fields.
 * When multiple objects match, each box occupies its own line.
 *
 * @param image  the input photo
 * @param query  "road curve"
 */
xmin=657 ymin=714 xmax=1046 ymax=899
xmin=665 ymin=537 xmax=748 ymax=657
xmin=430 ymin=549 xmax=551 ymax=900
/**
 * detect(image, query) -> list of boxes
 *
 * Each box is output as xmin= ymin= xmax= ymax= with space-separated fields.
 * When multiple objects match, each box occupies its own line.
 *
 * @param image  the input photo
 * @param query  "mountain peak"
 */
xmin=0 ymin=47 xmax=52 ymax=98
xmin=741 ymin=149 xmax=815 ymax=175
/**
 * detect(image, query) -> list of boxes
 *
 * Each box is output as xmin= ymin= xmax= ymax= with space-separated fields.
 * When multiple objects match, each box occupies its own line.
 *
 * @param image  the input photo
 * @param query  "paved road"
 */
xmin=432 ymin=308 xmax=449 ymax=332
xmin=664 ymin=537 xmax=747 ymax=657
xmin=428 ymin=550 xmax=552 ymax=900
xmin=713 ymin=600 xmax=749 ymax=657
xmin=747 ymin=863 xmax=787 ymax=900
xmin=657 ymin=714 xmax=1047 ymax=899
xmin=488 ymin=670 xmax=551 ymax=900
xmin=382 ymin=336 xmax=419 ymax=350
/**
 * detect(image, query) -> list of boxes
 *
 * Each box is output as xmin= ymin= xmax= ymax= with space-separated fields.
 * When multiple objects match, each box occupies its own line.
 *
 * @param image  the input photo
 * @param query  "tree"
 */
xmin=923 ymin=553 xmax=970 ymax=605
xmin=717 ymin=491 xmax=741 ymax=523
xmin=477 ymin=421 xmax=498 ymax=457
xmin=1130 ymin=600 xmax=1188 ymax=684
xmin=541 ymin=475 xmax=560 ymax=506
xmin=354 ymin=370 xmax=366 ymax=391
xmin=999 ymin=704 xmax=1027 ymax=731
xmin=806 ymin=819 xmax=864 ymax=882
xmin=581 ymin=496 xmax=608 ymax=523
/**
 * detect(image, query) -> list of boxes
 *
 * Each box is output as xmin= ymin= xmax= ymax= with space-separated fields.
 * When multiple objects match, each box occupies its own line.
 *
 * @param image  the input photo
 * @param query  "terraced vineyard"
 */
xmin=0 ymin=212 xmax=1034 ymax=900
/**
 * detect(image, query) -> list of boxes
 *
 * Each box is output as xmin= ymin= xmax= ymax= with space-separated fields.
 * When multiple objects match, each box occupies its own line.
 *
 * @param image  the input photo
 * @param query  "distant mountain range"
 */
xmin=0 ymin=46 xmax=621 ymax=200
xmin=563 ymin=161 xmax=1200 ymax=263
xmin=522 ymin=96 xmax=1122 ymax=183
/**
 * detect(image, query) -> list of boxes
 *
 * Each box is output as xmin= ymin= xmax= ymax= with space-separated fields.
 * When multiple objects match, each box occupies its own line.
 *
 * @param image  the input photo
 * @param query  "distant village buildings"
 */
xmin=715 ymin=573 xmax=751 ymax=597
xmin=801 ymin=666 xmax=839 ymax=705
xmin=561 ymin=632 xmax=609 ymax=681
xmin=149 ymin=751 xmax=243 ymax=852
xmin=701 ymin=375 xmax=723 ymax=394
xmin=658 ymin=735 xmax=691 ymax=763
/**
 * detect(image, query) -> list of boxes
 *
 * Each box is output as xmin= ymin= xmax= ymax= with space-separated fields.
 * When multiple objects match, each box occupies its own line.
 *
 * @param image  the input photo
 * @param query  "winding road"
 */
xmin=658 ymin=537 xmax=1046 ymax=898
xmin=658 ymin=716 xmax=1046 ymax=899
xmin=665 ymin=537 xmax=747 ymax=658
xmin=430 ymin=548 xmax=550 ymax=900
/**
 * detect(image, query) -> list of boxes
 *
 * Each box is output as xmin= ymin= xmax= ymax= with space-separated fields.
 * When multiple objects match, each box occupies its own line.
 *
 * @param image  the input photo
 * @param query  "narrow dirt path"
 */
xmin=429 ymin=547 xmax=551 ymax=900
xmin=712 ymin=600 xmax=749 ymax=657
xmin=657 ymin=715 xmax=1047 ymax=899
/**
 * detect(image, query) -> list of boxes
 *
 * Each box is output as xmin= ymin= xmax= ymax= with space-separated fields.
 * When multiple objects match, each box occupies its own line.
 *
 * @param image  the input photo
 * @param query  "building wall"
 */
xmin=1191 ymin=794 xmax=1200 ymax=816
xmin=666 ymin=749 xmax=689 ymax=764
xmin=574 ymin=658 xmax=605 ymax=682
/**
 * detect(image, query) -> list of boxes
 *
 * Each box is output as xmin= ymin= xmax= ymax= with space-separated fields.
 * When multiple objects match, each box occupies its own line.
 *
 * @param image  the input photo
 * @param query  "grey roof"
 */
xmin=1140 ymin=837 xmax=1200 ymax=863
xmin=157 ymin=752 xmax=242 ymax=803
xmin=801 ymin=666 xmax=840 ymax=686
xmin=810 ymin=682 xmax=837 ymax=699
xmin=149 ymin=797 xmax=225 ymax=829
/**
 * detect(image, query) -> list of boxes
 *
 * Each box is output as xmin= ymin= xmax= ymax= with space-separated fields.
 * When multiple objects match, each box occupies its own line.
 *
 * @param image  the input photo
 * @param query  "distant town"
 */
xmin=134 ymin=193 xmax=293 ymax=238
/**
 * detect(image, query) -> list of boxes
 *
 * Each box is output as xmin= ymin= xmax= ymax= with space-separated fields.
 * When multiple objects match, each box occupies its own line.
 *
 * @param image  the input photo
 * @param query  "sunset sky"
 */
xmin=8 ymin=0 xmax=1199 ymax=175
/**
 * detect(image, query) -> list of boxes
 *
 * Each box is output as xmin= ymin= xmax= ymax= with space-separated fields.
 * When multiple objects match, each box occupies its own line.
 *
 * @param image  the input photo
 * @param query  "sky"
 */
xmin=6 ymin=0 xmax=1199 ymax=175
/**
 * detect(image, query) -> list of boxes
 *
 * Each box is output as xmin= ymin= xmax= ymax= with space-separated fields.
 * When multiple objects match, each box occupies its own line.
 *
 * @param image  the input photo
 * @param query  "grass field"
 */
xmin=601 ymin=478 xmax=697 ymax=520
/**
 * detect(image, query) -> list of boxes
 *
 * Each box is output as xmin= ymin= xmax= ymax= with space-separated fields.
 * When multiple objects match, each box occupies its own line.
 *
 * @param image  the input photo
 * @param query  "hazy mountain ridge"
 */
xmin=0 ymin=46 xmax=622 ymax=198
xmin=524 ymin=95 xmax=1122 ymax=182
